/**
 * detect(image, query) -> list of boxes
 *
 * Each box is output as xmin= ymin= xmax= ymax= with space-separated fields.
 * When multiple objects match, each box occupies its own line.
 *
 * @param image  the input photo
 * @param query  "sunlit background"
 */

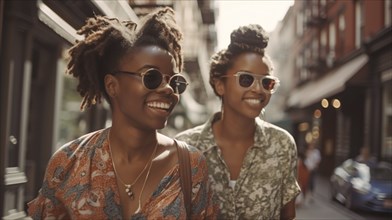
xmin=1 ymin=0 xmax=391 ymax=219
xmin=216 ymin=0 xmax=293 ymax=50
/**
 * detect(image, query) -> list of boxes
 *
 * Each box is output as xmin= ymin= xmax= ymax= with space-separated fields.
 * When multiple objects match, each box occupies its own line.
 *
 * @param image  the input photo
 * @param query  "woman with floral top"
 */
xmin=176 ymin=24 xmax=300 ymax=220
xmin=28 ymin=8 xmax=216 ymax=220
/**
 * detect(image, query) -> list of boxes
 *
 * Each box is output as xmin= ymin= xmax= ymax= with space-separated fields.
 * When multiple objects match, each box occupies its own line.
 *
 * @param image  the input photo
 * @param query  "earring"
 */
xmin=220 ymin=98 xmax=224 ymax=120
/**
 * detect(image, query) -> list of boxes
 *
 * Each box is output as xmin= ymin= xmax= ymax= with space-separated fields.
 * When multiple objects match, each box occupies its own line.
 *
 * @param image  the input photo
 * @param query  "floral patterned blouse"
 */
xmin=28 ymin=128 xmax=217 ymax=220
xmin=176 ymin=113 xmax=301 ymax=220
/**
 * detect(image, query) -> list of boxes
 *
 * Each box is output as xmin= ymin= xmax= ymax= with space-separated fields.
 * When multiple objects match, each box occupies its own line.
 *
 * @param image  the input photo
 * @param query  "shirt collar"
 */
xmin=195 ymin=112 xmax=220 ymax=152
xmin=196 ymin=112 xmax=269 ymax=151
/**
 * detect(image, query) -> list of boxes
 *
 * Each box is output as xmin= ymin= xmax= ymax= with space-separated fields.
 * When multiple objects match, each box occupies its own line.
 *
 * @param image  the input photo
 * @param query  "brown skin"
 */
xmin=213 ymin=52 xmax=296 ymax=218
xmin=104 ymin=45 xmax=180 ymax=218
xmin=213 ymin=52 xmax=271 ymax=180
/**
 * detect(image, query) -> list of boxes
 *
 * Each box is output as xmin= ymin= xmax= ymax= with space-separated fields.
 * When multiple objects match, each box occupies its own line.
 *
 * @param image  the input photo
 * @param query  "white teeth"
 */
xmin=244 ymin=99 xmax=261 ymax=104
xmin=147 ymin=102 xmax=171 ymax=110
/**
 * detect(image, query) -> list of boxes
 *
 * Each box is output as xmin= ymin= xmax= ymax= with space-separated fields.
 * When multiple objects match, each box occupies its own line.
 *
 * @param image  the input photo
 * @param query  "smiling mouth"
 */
xmin=244 ymin=98 xmax=263 ymax=105
xmin=147 ymin=101 xmax=171 ymax=111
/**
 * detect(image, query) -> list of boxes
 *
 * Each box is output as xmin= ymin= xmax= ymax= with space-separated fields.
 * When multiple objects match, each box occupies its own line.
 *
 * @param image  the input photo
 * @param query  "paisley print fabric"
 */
xmin=176 ymin=113 xmax=301 ymax=220
xmin=28 ymin=128 xmax=217 ymax=220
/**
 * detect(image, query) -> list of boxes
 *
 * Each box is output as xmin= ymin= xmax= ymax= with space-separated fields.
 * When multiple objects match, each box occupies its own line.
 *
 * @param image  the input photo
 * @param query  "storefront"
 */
xmin=366 ymin=26 xmax=392 ymax=162
xmin=287 ymin=53 xmax=369 ymax=176
xmin=0 ymin=1 xmax=137 ymax=218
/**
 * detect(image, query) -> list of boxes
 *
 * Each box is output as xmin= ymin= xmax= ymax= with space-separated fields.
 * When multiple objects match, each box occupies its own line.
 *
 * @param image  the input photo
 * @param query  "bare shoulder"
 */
xmin=157 ymin=133 xmax=177 ymax=151
xmin=154 ymin=133 xmax=177 ymax=165
xmin=156 ymin=133 xmax=205 ymax=163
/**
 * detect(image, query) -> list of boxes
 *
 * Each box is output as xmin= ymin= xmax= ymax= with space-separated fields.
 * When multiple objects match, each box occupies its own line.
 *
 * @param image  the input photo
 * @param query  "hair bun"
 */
xmin=228 ymin=24 xmax=269 ymax=52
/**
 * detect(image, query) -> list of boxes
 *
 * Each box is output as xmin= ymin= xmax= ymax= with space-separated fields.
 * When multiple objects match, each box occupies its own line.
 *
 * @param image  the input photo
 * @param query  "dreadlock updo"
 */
xmin=209 ymin=24 xmax=272 ymax=97
xmin=66 ymin=7 xmax=183 ymax=110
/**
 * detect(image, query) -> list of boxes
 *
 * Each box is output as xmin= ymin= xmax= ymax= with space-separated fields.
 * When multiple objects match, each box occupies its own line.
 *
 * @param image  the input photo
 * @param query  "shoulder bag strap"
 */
xmin=174 ymin=139 xmax=192 ymax=219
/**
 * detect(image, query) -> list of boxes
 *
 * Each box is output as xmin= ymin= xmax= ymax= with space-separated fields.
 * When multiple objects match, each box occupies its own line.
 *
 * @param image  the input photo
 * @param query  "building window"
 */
xmin=312 ymin=0 xmax=318 ymax=17
xmin=297 ymin=12 xmax=304 ymax=36
xmin=320 ymin=0 xmax=326 ymax=7
xmin=327 ymin=22 xmax=336 ymax=67
xmin=338 ymin=14 xmax=346 ymax=55
xmin=304 ymin=7 xmax=309 ymax=27
xmin=299 ymin=53 xmax=309 ymax=82
xmin=312 ymin=37 xmax=319 ymax=60
xmin=386 ymin=0 xmax=392 ymax=27
xmin=320 ymin=29 xmax=327 ymax=57
xmin=339 ymin=14 xmax=345 ymax=32
xmin=382 ymin=70 xmax=392 ymax=160
xmin=296 ymin=56 xmax=302 ymax=70
xmin=320 ymin=0 xmax=327 ymax=17
xmin=329 ymin=22 xmax=336 ymax=53
xmin=355 ymin=0 xmax=363 ymax=49
xmin=304 ymin=48 xmax=311 ymax=77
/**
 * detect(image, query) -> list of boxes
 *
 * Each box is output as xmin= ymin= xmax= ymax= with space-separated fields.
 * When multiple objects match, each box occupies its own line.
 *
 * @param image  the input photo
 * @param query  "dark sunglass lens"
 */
xmin=143 ymin=69 xmax=163 ymax=89
xmin=239 ymin=74 xmax=254 ymax=87
xmin=169 ymin=75 xmax=187 ymax=94
xmin=262 ymin=78 xmax=276 ymax=91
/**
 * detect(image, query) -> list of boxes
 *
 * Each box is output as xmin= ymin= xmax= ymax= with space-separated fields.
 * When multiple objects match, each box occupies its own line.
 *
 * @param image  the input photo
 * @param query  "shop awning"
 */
xmin=287 ymin=54 xmax=369 ymax=108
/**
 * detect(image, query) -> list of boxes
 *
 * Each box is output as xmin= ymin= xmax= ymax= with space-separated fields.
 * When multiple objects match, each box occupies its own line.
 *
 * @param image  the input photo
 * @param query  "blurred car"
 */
xmin=330 ymin=159 xmax=392 ymax=213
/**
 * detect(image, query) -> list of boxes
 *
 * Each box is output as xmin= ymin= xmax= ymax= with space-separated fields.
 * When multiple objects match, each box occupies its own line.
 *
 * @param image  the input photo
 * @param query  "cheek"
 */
xmin=222 ymin=79 xmax=241 ymax=95
xmin=121 ymin=78 xmax=144 ymax=92
xmin=222 ymin=89 xmax=242 ymax=104
xmin=264 ymin=94 xmax=272 ymax=104
xmin=118 ymin=81 xmax=144 ymax=101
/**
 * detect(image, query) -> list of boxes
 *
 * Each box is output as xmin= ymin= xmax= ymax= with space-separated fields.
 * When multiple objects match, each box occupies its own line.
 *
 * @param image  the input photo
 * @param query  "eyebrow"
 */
xmin=137 ymin=64 xmax=158 ymax=71
xmin=237 ymin=70 xmax=270 ymax=75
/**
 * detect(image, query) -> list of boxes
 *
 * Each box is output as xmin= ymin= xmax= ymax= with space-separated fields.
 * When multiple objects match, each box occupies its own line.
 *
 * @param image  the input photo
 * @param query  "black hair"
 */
xmin=66 ymin=7 xmax=183 ymax=110
xmin=209 ymin=24 xmax=272 ymax=96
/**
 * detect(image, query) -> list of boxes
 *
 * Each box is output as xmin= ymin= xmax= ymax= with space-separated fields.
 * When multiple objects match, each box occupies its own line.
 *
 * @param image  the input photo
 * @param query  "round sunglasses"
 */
xmin=114 ymin=68 xmax=189 ymax=94
xmin=221 ymin=71 xmax=280 ymax=94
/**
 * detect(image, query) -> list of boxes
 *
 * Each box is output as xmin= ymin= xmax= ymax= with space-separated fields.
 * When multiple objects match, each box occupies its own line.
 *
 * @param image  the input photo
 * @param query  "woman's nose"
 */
xmin=250 ymin=78 xmax=264 ymax=92
xmin=157 ymin=78 xmax=174 ymax=94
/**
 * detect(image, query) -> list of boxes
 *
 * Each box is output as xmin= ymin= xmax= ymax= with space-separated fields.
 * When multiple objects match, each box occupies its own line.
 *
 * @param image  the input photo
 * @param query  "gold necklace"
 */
xmin=108 ymin=132 xmax=158 ymax=200
xmin=135 ymin=149 xmax=155 ymax=213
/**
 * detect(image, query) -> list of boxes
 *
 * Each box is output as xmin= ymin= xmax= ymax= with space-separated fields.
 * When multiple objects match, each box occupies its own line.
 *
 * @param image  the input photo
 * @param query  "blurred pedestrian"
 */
xmin=296 ymin=151 xmax=309 ymax=206
xmin=304 ymin=141 xmax=321 ymax=203
xmin=176 ymin=24 xmax=300 ymax=220
xmin=27 ymin=8 xmax=216 ymax=219
xmin=355 ymin=146 xmax=377 ymax=167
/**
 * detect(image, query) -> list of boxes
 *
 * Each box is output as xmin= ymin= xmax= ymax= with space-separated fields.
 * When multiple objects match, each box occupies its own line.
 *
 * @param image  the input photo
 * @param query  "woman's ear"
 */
xmin=214 ymin=78 xmax=225 ymax=96
xmin=104 ymin=74 xmax=118 ymax=98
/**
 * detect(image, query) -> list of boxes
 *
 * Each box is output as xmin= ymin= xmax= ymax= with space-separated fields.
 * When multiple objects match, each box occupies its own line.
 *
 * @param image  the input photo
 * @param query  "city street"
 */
xmin=296 ymin=175 xmax=391 ymax=220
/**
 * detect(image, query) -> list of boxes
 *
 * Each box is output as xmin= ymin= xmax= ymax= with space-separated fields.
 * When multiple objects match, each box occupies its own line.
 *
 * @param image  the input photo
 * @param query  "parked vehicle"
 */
xmin=330 ymin=159 xmax=392 ymax=213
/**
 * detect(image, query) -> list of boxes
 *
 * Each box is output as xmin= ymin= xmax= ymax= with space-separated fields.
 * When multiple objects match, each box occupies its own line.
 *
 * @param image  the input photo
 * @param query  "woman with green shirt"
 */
xmin=176 ymin=24 xmax=300 ymax=220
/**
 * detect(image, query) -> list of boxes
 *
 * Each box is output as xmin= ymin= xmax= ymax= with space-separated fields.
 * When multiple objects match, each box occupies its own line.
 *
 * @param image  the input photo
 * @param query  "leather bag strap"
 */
xmin=175 ymin=139 xmax=192 ymax=219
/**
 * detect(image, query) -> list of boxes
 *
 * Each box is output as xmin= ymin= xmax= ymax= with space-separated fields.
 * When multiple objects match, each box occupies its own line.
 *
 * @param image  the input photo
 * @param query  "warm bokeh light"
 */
xmin=332 ymin=99 xmax=341 ymax=109
xmin=314 ymin=109 xmax=322 ymax=118
xmin=305 ymin=132 xmax=313 ymax=143
xmin=321 ymin=98 xmax=329 ymax=108
xmin=298 ymin=122 xmax=309 ymax=132
xmin=312 ymin=126 xmax=320 ymax=139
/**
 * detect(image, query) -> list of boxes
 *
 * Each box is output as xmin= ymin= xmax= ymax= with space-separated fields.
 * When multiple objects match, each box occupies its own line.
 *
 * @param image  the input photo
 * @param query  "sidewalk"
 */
xmin=296 ymin=175 xmax=366 ymax=220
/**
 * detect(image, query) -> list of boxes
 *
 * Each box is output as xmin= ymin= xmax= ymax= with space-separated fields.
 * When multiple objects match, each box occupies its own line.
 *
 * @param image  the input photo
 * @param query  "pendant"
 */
xmin=124 ymin=184 xmax=134 ymax=200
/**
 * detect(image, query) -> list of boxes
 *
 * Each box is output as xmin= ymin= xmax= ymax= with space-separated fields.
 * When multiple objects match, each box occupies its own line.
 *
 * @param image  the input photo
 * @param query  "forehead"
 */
xmin=119 ymin=45 xmax=176 ymax=71
xmin=231 ymin=52 xmax=272 ymax=74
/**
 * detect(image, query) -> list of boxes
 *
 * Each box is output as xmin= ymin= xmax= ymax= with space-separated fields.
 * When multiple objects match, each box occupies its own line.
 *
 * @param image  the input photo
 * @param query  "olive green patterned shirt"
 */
xmin=175 ymin=113 xmax=301 ymax=220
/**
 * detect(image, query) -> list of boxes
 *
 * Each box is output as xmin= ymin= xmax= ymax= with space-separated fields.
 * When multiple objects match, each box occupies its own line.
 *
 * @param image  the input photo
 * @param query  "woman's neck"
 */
xmin=109 ymin=124 xmax=158 ymax=162
xmin=214 ymin=111 xmax=256 ymax=142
